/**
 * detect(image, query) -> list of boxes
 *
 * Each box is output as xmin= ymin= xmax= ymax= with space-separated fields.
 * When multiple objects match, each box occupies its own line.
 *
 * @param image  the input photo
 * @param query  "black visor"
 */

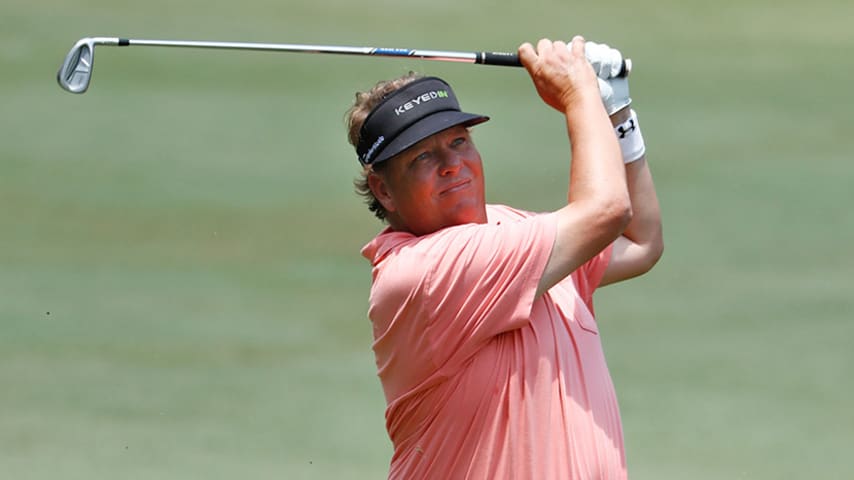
xmin=356 ymin=77 xmax=489 ymax=166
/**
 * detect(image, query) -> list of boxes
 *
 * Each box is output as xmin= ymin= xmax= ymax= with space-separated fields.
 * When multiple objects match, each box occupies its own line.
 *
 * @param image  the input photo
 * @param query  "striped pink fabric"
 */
xmin=361 ymin=204 xmax=625 ymax=480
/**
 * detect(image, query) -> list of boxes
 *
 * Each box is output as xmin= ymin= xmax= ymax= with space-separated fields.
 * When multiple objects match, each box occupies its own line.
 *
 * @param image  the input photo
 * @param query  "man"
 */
xmin=345 ymin=36 xmax=663 ymax=479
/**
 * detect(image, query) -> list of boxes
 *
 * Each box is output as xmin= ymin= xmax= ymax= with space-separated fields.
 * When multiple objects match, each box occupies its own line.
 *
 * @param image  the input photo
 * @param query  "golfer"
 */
xmin=345 ymin=36 xmax=663 ymax=479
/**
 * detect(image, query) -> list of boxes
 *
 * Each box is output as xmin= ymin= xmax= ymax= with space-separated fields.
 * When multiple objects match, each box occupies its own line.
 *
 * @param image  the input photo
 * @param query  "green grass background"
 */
xmin=2 ymin=0 xmax=852 ymax=478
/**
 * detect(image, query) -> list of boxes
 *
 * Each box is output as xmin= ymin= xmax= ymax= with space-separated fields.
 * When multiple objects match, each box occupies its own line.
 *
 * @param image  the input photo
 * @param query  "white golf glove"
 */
xmin=582 ymin=40 xmax=646 ymax=163
xmin=584 ymin=41 xmax=631 ymax=115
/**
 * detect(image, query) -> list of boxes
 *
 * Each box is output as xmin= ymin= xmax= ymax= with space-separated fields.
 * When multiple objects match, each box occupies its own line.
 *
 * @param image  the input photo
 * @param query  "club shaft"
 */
xmin=94 ymin=37 xmax=517 ymax=66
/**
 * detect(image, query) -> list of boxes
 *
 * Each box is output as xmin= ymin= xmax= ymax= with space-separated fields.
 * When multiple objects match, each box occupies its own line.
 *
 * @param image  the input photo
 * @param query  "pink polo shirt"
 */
xmin=361 ymin=204 xmax=625 ymax=480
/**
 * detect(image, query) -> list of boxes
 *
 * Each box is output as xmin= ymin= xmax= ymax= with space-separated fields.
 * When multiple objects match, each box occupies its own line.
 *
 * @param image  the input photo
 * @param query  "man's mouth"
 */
xmin=440 ymin=179 xmax=471 ymax=196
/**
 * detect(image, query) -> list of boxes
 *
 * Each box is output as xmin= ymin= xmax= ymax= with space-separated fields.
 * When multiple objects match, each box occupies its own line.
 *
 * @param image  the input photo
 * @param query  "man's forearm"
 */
xmin=566 ymin=94 xmax=628 ymax=206
xmin=622 ymin=157 xmax=662 ymax=247
xmin=609 ymin=107 xmax=661 ymax=247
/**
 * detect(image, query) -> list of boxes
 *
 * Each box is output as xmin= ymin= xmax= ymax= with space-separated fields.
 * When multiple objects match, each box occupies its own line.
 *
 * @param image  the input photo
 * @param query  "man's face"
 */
xmin=370 ymin=125 xmax=487 ymax=236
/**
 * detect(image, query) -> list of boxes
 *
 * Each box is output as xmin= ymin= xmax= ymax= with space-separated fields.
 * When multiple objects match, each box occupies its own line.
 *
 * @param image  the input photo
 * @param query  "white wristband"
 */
xmin=615 ymin=109 xmax=646 ymax=164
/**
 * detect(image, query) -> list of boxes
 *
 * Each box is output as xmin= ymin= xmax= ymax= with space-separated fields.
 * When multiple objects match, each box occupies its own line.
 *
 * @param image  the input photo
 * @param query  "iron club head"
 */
xmin=57 ymin=37 xmax=97 ymax=94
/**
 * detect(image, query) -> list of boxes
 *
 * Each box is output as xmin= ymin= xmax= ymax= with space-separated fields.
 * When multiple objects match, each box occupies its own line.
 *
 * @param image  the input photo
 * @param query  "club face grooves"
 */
xmin=57 ymin=39 xmax=94 ymax=94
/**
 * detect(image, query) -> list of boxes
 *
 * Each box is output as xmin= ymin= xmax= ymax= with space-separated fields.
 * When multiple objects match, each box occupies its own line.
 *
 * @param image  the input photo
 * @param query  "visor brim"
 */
xmin=371 ymin=110 xmax=489 ymax=166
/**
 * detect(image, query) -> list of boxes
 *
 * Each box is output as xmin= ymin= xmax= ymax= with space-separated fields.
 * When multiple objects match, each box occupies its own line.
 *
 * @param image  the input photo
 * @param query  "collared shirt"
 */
xmin=361 ymin=204 xmax=624 ymax=480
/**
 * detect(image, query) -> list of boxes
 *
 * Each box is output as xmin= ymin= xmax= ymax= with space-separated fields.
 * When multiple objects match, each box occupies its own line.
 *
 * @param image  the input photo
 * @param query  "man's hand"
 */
xmin=519 ymin=38 xmax=631 ymax=298
xmin=584 ymin=41 xmax=625 ymax=79
xmin=518 ymin=36 xmax=602 ymax=113
xmin=585 ymin=41 xmax=632 ymax=115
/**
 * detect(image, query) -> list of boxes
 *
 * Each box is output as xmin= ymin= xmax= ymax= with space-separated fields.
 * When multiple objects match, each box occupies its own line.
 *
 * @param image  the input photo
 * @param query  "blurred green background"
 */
xmin=2 ymin=0 xmax=852 ymax=478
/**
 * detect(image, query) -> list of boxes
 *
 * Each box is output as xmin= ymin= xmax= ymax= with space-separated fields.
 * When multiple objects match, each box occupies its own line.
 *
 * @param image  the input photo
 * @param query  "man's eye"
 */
xmin=412 ymin=152 xmax=431 ymax=163
xmin=451 ymin=137 xmax=467 ymax=147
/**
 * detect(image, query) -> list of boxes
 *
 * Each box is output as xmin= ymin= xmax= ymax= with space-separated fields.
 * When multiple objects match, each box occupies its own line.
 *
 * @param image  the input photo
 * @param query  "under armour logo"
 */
xmin=617 ymin=119 xmax=636 ymax=139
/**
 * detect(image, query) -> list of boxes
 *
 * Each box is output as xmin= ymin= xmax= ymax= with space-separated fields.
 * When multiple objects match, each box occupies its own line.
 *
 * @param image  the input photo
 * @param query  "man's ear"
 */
xmin=368 ymin=170 xmax=396 ymax=213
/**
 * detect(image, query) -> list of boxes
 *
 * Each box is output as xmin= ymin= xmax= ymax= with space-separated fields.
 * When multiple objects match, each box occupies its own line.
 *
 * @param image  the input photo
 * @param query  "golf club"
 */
xmin=56 ymin=36 xmax=632 ymax=94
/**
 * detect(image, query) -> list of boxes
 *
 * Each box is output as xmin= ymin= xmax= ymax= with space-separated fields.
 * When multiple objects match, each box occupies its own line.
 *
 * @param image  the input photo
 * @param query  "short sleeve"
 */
xmin=367 ymin=212 xmax=556 ymax=379
xmin=572 ymin=243 xmax=614 ymax=314
xmin=423 ymin=213 xmax=556 ymax=344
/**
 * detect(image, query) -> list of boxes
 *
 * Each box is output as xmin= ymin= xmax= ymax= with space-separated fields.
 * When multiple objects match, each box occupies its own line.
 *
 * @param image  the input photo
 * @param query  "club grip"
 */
xmin=477 ymin=52 xmax=522 ymax=67
xmin=478 ymin=51 xmax=631 ymax=77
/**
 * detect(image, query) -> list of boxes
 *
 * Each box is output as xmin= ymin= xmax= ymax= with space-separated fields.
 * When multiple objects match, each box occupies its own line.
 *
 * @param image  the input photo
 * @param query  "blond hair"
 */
xmin=345 ymin=72 xmax=422 ymax=221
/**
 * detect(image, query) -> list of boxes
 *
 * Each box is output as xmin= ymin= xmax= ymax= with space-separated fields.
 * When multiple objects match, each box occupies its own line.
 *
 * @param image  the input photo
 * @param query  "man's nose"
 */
xmin=439 ymin=151 xmax=463 ymax=176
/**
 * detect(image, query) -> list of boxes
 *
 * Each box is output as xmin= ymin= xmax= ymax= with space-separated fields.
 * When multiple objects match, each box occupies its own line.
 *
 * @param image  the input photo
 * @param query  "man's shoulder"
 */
xmin=361 ymin=224 xmax=467 ymax=264
xmin=361 ymin=228 xmax=415 ymax=265
xmin=486 ymin=203 xmax=538 ymax=223
xmin=363 ymin=205 xmax=546 ymax=264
